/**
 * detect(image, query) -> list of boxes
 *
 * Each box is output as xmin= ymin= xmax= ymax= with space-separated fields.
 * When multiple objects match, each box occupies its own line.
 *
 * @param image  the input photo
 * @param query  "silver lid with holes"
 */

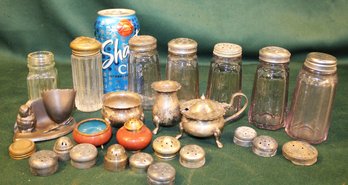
xmin=152 ymin=136 xmax=181 ymax=160
xmin=282 ymin=140 xmax=318 ymax=166
xmin=70 ymin=143 xmax=98 ymax=169
xmin=129 ymin=152 xmax=154 ymax=173
xmin=129 ymin=35 xmax=157 ymax=52
xmin=252 ymin=135 xmax=278 ymax=157
xmin=168 ymin=38 xmax=198 ymax=55
xmin=104 ymin=144 xmax=128 ymax=172
xmin=233 ymin=126 xmax=257 ymax=147
xmin=147 ymin=162 xmax=176 ymax=185
xmin=53 ymin=136 xmax=74 ymax=161
xmin=213 ymin=43 xmax=242 ymax=58
xmin=304 ymin=52 xmax=337 ymax=74
xmin=259 ymin=46 xmax=291 ymax=64
xmin=29 ymin=150 xmax=58 ymax=176
xmin=179 ymin=144 xmax=205 ymax=168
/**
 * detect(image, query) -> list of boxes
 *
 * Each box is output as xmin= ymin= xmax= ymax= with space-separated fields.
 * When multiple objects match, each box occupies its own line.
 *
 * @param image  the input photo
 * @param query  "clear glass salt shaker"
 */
xmin=128 ymin=35 xmax=161 ymax=110
xmin=206 ymin=43 xmax=242 ymax=116
xmin=285 ymin=52 xmax=338 ymax=144
xmin=248 ymin=46 xmax=291 ymax=130
xmin=70 ymin=36 xmax=103 ymax=112
xmin=27 ymin=51 xmax=58 ymax=100
xmin=166 ymin=38 xmax=199 ymax=101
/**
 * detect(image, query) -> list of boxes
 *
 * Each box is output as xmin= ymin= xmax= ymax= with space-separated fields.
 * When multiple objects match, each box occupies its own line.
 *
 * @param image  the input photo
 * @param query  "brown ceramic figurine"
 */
xmin=16 ymin=104 xmax=36 ymax=133
xmin=151 ymin=80 xmax=181 ymax=134
xmin=176 ymin=93 xmax=248 ymax=148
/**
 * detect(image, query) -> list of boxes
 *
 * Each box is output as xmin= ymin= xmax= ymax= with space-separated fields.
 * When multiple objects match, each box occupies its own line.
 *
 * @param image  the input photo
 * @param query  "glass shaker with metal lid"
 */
xmin=206 ymin=43 xmax=242 ymax=116
xmin=285 ymin=52 xmax=338 ymax=144
xmin=70 ymin=36 xmax=103 ymax=112
xmin=248 ymin=46 xmax=291 ymax=130
xmin=166 ymin=38 xmax=199 ymax=101
xmin=128 ymin=35 xmax=161 ymax=110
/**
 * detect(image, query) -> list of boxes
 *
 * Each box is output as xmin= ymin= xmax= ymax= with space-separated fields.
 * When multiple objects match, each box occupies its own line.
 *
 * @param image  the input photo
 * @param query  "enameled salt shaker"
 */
xmin=128 ymin=35 xmax=161 ymax=110
xmin=285 ymin=52 xmax=338 ymax=144
xmin=166 ymin=38 xmax=199 ymax=101
xmin=248 ymin=46 xmax=291 ymax=130
xmin=70 ymin=36 xmax=103 ymax=112
xmin=27 ymin=51 xmax=58 ymax=100
xmin=206 ymin=43 xmax=242 ymax=116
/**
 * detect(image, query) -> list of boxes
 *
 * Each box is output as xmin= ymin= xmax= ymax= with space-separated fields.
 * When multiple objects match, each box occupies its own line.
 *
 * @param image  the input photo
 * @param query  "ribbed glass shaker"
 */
xmin=166 ymin=38 xmax=199 ymax=101
xmin=128 ymin=35 xmax=161 ymax=110
xmin=206 ymin=43 xmax=242 ymax=116
xmin=27 ymin=51 xmax=58 ymax=100
xmin=285 ymin=52 xmax=338 ymax=144
xmin=70 ymin=36 xmax=103 ymax=112
xmin=248 ymin=46 xmax=291 ymax=130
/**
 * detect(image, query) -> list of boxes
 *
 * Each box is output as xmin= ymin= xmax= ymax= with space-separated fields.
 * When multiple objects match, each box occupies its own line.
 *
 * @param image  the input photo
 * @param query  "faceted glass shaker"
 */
xmin=70 ymin=36 xmax=103 ymax=112
xmin=285 ymin=52 xmax=338 ymax=144
xmin=27 ymin=51 xmax=58 ymax=100
xmin=206 ymin=43 xmax=242 ymax=116
xmin=248 ymin=46 xmax=291 ymax=130
xmin=166 ymin=38 xmax=199 ymax=101
xmin=128 ymin=35 xmax=161 ymax=110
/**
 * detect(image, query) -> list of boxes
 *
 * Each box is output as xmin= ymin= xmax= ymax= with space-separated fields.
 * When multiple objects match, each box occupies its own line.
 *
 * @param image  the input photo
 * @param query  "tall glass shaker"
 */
xmin=70 ymin=36 xmax=103 ymax=112
xmin=285 ymin=52 xmax=338 ymax=144
xmin=206 ymin=43 xmax=242 ymax=116
xmin=27 ymin=51 xmax=58 ymax=100
xmin=166 ymin=38 xmax=198 ymax=101
xmin=248 ymin=46 xmax=291 ymax=130
xmin=128 ymin=35 xmax=161 ymax=110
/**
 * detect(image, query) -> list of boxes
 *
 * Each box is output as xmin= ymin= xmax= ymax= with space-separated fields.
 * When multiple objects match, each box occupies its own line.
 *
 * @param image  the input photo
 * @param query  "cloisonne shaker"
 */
xmin=128 ymin=35 xmax=161 ymax=110
xmin=248 ymin=46 xmax=291 ymax=130
xmin=206 ymin=43 xmax=243 ymax=116
xmin=285 ymin=52 xmax=338 ymax=144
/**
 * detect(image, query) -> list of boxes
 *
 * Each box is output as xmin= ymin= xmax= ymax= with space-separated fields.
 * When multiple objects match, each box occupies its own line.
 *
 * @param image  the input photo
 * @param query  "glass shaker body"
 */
xmin=206 ymin=43 xmax=242 ymax=115
xmin=128 ymin=35 xmax=161 ymax=110
xmin=285 ymin=52 xmax=338 ymax=144
xmin=27 ymin=51 xmax=58 ymax=100
xmin=248 ymin=46 xmax=291 ymax=130
xmin=70 ymin=37 xmax=103 ymax=112
xmin=166 ymin=38 xmax=199 ymax=101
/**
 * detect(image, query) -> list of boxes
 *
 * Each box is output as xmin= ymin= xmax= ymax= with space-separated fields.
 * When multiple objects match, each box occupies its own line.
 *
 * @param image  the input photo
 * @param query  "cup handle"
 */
xmin=224 ymin=92 xmax=248 ymax=123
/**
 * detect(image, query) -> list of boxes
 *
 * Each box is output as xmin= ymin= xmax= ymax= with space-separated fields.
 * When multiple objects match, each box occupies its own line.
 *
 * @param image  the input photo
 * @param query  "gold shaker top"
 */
xmin=124 ymin=118 xmax=144 ymax=131
xmin=70 ymin=36 xmax=101 ymax=57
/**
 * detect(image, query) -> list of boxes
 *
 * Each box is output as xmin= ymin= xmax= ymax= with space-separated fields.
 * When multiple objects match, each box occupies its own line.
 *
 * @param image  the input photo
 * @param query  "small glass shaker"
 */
xmin=248 ymin=46 xmax=291 ymax=130
xmin=70 ymin=36 xmax=103 ymax=112
xmin=206 ymin=43 xmax=242 ymax=116
xmin=166 ymin=38 xmax=199 ymax=101
xmin=285 ymin=52 xmax=338 ymax=144
xmin=128 ymin=35 xmax=161 ymax=110
xmin=27 ymin=51 xmax=58 ymax=100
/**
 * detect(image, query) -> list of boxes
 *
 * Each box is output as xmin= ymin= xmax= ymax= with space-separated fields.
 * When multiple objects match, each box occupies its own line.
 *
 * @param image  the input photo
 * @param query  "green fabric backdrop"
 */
xmin=0 ymin=0 xmax=347 ymax=185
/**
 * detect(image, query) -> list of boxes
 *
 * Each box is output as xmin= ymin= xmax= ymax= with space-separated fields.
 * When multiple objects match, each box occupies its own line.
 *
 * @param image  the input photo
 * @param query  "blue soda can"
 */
xmin=95 ymin=9 xmax=140 ymax=93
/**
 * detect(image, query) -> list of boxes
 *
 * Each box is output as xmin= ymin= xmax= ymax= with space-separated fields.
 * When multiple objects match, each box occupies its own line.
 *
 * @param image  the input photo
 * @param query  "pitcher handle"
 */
xmin=224 ymin=92 xmax=248 ymax=123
